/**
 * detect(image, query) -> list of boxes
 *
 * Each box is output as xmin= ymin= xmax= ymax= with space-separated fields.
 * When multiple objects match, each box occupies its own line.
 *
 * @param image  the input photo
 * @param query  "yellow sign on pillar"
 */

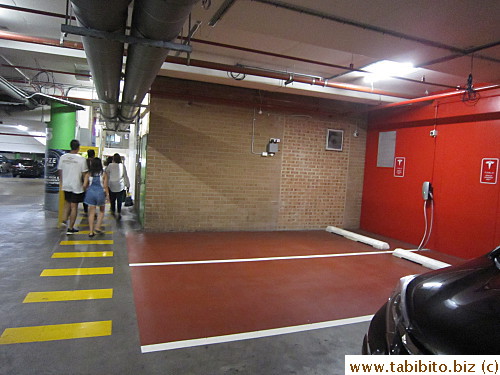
xmin=57 ymin=189 xmax=65 ymax=228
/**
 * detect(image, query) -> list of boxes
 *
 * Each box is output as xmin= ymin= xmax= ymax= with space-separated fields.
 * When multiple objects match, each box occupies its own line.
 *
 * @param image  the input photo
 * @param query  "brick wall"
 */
xmin=278 ymin=117 xmax=366 ymax=230
xmin=145 ymin=78 xmax=367 ymax=232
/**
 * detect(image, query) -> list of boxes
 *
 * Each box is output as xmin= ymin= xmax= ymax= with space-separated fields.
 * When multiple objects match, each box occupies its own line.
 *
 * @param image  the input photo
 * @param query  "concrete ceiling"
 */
xmin=0 ymin=0 xmax=499 ymax=118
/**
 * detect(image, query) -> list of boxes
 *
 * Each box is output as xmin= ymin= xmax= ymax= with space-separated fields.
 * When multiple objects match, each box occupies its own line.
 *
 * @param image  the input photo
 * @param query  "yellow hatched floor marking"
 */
xmin=40 ymin=267 xmax=114 ymax=276
xmin=60 ymin=240 xmax=114 ymax=245
xmin=78 ymin=219 xmax=112 ymax=223
xmin=75 ymin=230 xmax=113 ymax=235
xmin=23 ymin=289 xmax=113 ymax=303
xmin=0 ymin=321 xmax=112 ymax=344
xmin=77 ymin=223 xmax=112 ymax=227
xmin=52 ymin=251 xmax=114 ymax=258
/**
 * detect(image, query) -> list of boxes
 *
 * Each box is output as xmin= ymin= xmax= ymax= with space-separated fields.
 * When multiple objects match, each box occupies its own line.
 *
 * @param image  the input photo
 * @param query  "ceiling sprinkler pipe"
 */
xmin=372 ymin=84 xmax=500 ymax=110
xmin=165 ymin=56 xmax=411 ymax=100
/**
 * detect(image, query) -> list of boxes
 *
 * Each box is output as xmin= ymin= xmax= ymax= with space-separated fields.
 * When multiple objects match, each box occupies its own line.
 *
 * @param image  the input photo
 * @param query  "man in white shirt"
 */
xmin=57 ymin=139 xmax=88 ymax=234
xmin=105 ymin=153 xmax=130 ymax=219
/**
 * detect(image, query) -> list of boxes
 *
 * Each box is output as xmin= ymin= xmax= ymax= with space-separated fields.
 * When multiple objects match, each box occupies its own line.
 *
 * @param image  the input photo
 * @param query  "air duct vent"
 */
xmin=74 ymin=64 xmax=91 ymax=81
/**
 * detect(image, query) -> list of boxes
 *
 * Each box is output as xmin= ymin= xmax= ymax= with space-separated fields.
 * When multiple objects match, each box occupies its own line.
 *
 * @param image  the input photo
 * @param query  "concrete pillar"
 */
xmin=44 ymin=102 xmax=76 ymax=212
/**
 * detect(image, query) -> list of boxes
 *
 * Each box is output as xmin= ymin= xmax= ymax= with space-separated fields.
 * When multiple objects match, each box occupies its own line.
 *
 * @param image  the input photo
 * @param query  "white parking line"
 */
xmin=129 ymin=250 xmax=408 ymax=267
xmin=141 ymin=315 xmax=374 ymax=353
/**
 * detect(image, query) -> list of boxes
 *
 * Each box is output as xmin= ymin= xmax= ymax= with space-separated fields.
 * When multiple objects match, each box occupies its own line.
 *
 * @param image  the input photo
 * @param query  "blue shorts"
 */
xmin=84 ymin=187 xmax=106 ymax=207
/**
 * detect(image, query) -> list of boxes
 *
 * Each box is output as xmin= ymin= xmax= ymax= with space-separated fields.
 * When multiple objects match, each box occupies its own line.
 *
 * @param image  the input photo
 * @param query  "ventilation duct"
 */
xmin=70 ymin=0 xmax=198 ymax=128
xmin=0 ymin=75 xmax=84 ymax=111
xmin=119 ymin=0 xmax=199 ymax=122
xmin=70 ymin=0 xmax=131 ymax=120
xmin=0 ymin=75 xmax=38 ymax=110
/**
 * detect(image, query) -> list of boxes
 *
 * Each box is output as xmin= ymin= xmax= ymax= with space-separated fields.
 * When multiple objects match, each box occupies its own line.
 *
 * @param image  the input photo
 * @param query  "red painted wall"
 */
xmin=361 ymin=90 xmax=500 ymax=259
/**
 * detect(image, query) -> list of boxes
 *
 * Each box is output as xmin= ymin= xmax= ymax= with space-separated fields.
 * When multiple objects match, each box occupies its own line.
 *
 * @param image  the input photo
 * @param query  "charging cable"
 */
xmin=418 ymin=194 xmax=434 ymax=250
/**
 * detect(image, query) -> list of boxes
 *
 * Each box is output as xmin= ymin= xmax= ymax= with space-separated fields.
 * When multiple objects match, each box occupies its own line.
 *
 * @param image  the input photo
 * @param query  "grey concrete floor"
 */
xmin=0 ymin=177 xmax=368 ymax=375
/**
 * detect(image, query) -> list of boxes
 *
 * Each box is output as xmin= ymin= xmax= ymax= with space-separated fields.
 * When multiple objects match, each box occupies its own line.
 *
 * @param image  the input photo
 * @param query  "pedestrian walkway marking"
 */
xmin=40 ymin=267 xmax=114 ymax=276
xmin=23 ymin=289 xmax=113 ymax=303
xmin=60 ymin=240 xmax=114 ymax=245
xmin=75 ymin=230 xmax=113 ymax=235
xmin=52 ymin=251 xmax=114 ymax=258
xmin=78 ymin=219 xmax=112 ymax=224
xmin=0 ymin=321 xmax=112 ymax=345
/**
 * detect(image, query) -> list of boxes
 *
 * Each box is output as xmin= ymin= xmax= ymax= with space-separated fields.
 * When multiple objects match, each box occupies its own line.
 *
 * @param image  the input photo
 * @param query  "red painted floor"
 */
xmin=126 ymin=231 xmax=458 ymax=348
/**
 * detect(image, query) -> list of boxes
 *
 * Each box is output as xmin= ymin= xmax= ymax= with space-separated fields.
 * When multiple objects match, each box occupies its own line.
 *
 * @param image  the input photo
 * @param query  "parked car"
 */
xmin=0 ymin=154 xmax=12 ymax=173
xmin=363 ymin=246 xmax=500 ymax=355
xmin=11 ymin=159 xmax=44 ymax=178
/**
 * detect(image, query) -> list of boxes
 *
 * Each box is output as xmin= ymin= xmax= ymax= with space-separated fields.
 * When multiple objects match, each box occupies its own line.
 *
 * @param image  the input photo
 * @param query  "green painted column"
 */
xmin=44 ymin=102 xmax=77 ymax=212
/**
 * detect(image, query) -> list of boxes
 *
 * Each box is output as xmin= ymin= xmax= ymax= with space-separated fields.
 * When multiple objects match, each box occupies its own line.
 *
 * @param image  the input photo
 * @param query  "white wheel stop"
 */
xmin=325 ymin=226 xmax=390 ymax=250
xmin=392 ymin=248 xmax=451 ymax=270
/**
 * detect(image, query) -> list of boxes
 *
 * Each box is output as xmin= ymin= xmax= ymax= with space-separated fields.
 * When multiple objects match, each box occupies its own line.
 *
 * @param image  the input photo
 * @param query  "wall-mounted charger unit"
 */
xmin=419 ymin=181 xmax=434 ymax=250
xmin=422 ymin=181 xmax=433 ymax=200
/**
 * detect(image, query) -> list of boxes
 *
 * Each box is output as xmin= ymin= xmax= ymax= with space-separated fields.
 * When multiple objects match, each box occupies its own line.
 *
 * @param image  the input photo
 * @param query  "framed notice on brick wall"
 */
xmin=326 ymin=129 xmax=344 ymax=151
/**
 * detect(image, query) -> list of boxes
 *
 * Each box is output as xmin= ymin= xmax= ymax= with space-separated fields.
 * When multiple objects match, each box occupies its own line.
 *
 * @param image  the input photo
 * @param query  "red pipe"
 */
xmin=0 ymin=4 xmax=76 ymax=20
xmin=0 ymin=132 xmax=44 ymax=138
xmin=371 ymin=84 xmax=500 ymax=110
xmin=0 ymin=30 xmax=419 ymax=100
xmin=185 ymin=37 xmax=456 ymax=91
xmin=165 ymin=56 xmax=411 ymax=99
xmin=0 ymin=30 xmax=83 ymax=50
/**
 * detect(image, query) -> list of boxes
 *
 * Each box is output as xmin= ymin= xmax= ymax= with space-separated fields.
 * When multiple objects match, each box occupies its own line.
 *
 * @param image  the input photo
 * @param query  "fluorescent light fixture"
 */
xmin=34 ymin=136 xmax=47 ymax=146
xmin=363 ymin=60 xmax=417 ymax=83
xmin=30 ymin=131 xmax=46 ymax=138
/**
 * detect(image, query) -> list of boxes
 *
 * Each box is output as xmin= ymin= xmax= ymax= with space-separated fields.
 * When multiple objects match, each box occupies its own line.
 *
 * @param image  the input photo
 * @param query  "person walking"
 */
xmin=57 ymin=139 xmax=88 ymax=234
xmin=105 ymin=153 xmax=129 ymax=219
xmin=104 ymin=155 xmax=113 ymax=167
xmin=82 ymin=149 xmax=96 ymax=214
xmin=83 ymin=157 xmax=109 ymax=237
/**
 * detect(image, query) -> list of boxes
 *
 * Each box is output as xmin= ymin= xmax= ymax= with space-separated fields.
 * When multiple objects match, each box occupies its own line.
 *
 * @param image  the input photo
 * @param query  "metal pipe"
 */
xmin=119 ymin=0 xmax=199 ymax=121
xmin=0 ymin=30 xmax=410 ymax=102
xmin=0 ymin=55 xmax=31 ymax=83
xmin=26 ymin=92 xmax=85 ymax=110
xmin=70 ymin=0 xmax=131 ymax=119
xmin=0 ymin=75 xmax=37 ymax=109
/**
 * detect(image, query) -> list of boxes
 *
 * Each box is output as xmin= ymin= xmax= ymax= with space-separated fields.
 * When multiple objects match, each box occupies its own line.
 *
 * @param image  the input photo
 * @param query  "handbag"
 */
xmin=124 ymin=192 xmax=134 ymax=206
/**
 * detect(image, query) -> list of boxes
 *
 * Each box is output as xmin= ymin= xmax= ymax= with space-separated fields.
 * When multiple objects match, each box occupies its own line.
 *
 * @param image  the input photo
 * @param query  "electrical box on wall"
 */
xmin=265 ymin=138 xmax=280 ymax=156
xmin=266 ymin=142 xmax=279 ymax=154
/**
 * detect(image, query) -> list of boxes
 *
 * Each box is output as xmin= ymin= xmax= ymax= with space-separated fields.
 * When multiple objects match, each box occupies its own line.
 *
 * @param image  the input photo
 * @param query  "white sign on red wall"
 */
xmin=394 ymin=157 xmax=405 ymax=177
xmin=480 ymin=158 xmax=499 ymax=184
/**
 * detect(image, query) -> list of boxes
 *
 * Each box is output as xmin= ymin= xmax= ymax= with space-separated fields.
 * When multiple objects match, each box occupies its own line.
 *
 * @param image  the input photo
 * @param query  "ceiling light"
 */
xmin=363 ymin=60 xmax=417 ymax=83
xmin=29 ymin=131 xmax=46 ymax=137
